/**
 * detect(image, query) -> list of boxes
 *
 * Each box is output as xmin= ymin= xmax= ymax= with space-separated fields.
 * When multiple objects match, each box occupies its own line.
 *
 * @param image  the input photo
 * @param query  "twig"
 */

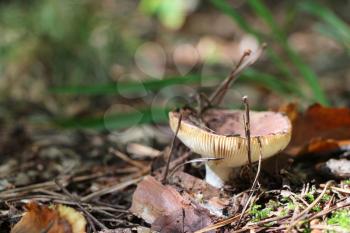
xmin=209 ymin=50 xmax=251 ymax=106
xmin=290 ymin=193 xmax=310 ymax=209
xmin=86 ymin=217 xmax=97 ymax=233
xmin=320 ymin=184 xmax=350 ymax=194
xmin=251 ymin=137 xmax=263 ymax=193
xmin=247 ymin=214 xmax=291 ymax=227
xmin=286 ymin=181 xmax=334 ymax=232
xmin=126 ymin=143 xmax=161 ymax=159
xmin=81 ymin=177 xmax=142 ymax=202
xmin=243 ymin=96 xmax=252 ymax=171
xmin=194 ymin=213 xmax=242 ymax=233
xmin=110 ymin=148 xmax=147 ymax=170
xmin=0 ymin=171 xmax=132 ymax=200
xmin=208 ymin=45 xmax=265 ymax=106
xmin=308 ymin=198 xmax=350 ymax=221
xmin=237 ymin=137 xmax=263 ymax=227
xmin=272 ymin=200 xmax=350 ymax=232
xmin=162 ymin=113 xmax=182 ymax=184
xmin=55 ymin=179 xmax=107 ymax=231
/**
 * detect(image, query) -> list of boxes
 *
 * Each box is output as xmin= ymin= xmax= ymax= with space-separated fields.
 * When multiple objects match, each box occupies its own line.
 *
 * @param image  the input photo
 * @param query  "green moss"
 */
xmin=305 ymin=192 xmax=315 ymax=203
xmin=287 ymin=202 xmax=295 ymax=210
xmin=278 ymin=202 xmax=295 ymax=217
xmin=327 ymin=209 xmax=350 ymax=230
xmin=321 ymin=194 xmax=331 ymax=202
xmin=250 ymin=204 xmax=272 ymax=222
xmin=311 ymin=204 xmax=322 ymax=212
xmin=302 ymin=226 xmax=311 ymax=233
xmin=266 ymin=200 xmax=279 ymax=210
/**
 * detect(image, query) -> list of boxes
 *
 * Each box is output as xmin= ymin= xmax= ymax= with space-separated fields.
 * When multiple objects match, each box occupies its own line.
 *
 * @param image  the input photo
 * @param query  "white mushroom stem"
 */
xmin=205 ymin=163 xmax=233 ymax=188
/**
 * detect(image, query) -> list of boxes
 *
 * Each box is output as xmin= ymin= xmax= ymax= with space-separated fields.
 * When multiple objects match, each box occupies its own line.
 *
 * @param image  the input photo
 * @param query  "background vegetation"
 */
xmin=0 ymin=0 xmax=349 ymax=130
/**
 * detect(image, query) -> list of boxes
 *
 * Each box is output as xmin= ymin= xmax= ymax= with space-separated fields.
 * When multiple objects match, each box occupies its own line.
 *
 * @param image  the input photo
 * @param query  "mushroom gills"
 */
xmin=168 ymin=109 xmax=292 ymax=188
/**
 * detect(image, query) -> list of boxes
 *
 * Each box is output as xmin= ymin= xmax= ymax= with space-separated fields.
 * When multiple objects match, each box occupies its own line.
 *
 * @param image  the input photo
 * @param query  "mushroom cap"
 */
xmin=169 ymin=109 xmax=292 ymax=167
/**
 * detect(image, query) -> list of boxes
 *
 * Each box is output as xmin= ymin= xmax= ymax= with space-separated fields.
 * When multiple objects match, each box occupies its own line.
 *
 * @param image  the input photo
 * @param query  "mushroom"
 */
xmin=169 ymin=108 xmax=292 ymax=188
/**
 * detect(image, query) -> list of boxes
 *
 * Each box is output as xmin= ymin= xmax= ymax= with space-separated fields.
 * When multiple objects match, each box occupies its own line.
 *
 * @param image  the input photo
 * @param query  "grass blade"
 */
xmin=50 ymin=74 xmax=203 ymax=95
xmin=241 ymin=69 xmax=306 ymax=98
xmin=54 ymin=107 xmax=169 ymax=130
xmin=208 ymin=0 xmax=300 ymax=97
xmin=299 ymin=1 xmax=350 ymax=50
xmin=247 ymin=0 xmax=329 ymax=105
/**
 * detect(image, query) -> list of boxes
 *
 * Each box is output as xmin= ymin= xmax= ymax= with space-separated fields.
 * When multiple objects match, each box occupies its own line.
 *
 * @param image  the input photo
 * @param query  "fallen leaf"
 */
xmin=170 ymin=171 xmax=221 ymax=200
xmin=283 ymin=104 xmax=350 ymax=156
xmin=130 ymin=176 xmax=214 ymax=233
xmin=152 ymin=208 xmax=212 ymax=233
xmin=170 ymin=171 xmax=230 ymax=217
xmin=11 ymin=202 xmax=86 ymax=233
xmin=130 ymin=176 xmax=188 ymax=224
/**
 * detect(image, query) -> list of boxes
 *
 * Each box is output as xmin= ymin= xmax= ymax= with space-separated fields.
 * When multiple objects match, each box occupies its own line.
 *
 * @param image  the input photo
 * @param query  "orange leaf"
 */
xmin=285 ymin=104 xmax=350 ymax=156
xmin=11 ymin=202 xmax=86 ymax=233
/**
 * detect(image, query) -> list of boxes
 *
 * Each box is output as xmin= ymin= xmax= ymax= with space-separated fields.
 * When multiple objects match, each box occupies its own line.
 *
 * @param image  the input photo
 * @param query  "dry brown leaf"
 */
xmin=11 ymin=202 xmax=86 ymax=233
xmin=130 ymin=176 xmax=214 ymax=233
xmin=152 ymin=208 xmax=212 ymax=233
xmin=282 ymin=104 xmax=350 ymax=156
xmin=130 ymin=176 xmax=187 ymax=224
xmin=170 ymin=171 xmax=221 ymax=200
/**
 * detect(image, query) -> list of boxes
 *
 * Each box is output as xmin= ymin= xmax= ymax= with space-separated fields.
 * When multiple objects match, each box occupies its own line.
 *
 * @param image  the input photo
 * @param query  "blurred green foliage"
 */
xmin=139 ymin=0 xmax=187 ymax=30
xmin=299 ymin=1 xmax=350 ymax=52
xmin=210 ymin=0 xmax=326 ymax=104
xmin=210 ymin=0 xmax=350 ymax=106
xmin=1 ymin=0 xmax=349 ymax=130
xmin=0 ymin=0 xmax=135 ymax=87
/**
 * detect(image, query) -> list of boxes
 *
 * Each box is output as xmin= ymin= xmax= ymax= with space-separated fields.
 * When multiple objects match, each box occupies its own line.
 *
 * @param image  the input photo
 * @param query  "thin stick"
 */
xmin=55 ymin=179 xmax=108 ymax=231
xmin=209 ymin=45 xmax=265 ymax=106
xmin=320 ymin=184 xmax=350 ymax=194
xmin=86 ymin=217 xmax=97 ymax=233
xmin=237 ymin=137 xmax=263 ymax=226
xmin=308 ymin=199 xmax=350 ymax=221
xmin=286 ymin=181 xmax=334 ymax=232
xmin=162 ymin=113 xmax=182 ymax=184
xmin=209 ymin=50 xmax=251 ymax=105
xmin=251 ymin=138 xmax=263 ymax=192
xmin=81 ymin=177 xmax=141 ymax=202
xmin=194 ymin=213 xmax=242 ymax=233
xmin=243 ymin=96 xmax=252 ymax=171
xmin=110 ymin=148 xmax=146 ymax=170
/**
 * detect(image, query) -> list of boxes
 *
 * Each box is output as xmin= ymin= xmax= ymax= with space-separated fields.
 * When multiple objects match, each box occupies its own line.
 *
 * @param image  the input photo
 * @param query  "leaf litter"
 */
xmin=1 ymin=48 xmax=350 ymax=233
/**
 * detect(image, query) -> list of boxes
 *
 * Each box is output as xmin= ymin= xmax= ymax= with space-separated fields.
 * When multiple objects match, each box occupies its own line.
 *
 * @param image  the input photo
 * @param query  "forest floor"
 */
xmin=1 ymin=101 xmax=350 ymax=233
xmin=1 ymin=2 xmax=350 ymax=232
